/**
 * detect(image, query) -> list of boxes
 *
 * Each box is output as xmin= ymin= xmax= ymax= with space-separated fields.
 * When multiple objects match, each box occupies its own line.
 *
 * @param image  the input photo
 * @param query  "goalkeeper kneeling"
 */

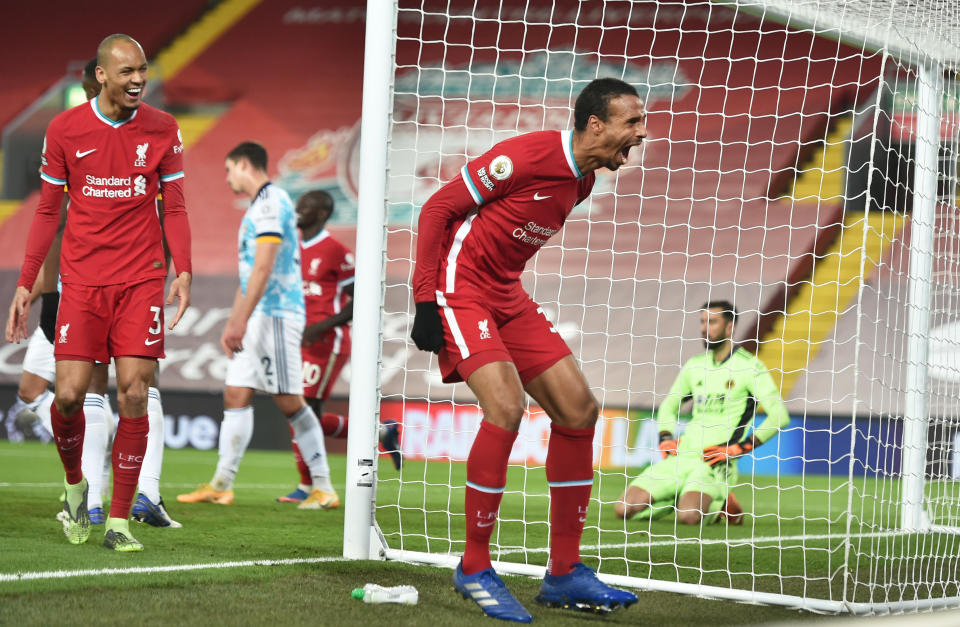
xmin=614 ymin=300 xmax=790 ymax=525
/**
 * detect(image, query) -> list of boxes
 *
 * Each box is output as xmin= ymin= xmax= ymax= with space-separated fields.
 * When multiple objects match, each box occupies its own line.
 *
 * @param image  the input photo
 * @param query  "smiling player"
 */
xmin=6 ymin=34 xmax=192 ymax=552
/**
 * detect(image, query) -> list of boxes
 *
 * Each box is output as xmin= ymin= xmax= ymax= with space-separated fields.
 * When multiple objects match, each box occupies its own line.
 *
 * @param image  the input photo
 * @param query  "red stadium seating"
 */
xmin=0 ymin=1 xmax=208 ymax=130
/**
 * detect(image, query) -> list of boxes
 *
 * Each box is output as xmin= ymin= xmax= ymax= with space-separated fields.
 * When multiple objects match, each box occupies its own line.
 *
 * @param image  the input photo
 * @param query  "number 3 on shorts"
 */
xmin=148 ymin=306 xmax=162 ymax=335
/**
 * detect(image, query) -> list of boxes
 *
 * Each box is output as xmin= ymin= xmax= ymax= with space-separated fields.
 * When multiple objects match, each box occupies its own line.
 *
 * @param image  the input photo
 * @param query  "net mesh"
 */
xmin=366 ymin=0 xmax=960 ymax=612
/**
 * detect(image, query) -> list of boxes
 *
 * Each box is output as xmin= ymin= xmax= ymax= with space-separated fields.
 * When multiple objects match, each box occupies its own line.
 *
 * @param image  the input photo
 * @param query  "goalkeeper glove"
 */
xmin=702 ymin=440 xmax=754 ymax=467
xmin=39 ymin=292 xmax=60 ymax=344
xmin=658 ymin=432 xmax=678 ymax=459
xmin=410 ymin=301 xmax=444 ymax=354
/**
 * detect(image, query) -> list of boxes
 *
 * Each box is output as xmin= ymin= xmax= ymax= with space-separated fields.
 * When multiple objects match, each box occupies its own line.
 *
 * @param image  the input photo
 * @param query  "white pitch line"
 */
xmin=0 ymin=556 xmax=348 ymax=583
xmin=1 ymin=530 xmax=934 ymax=584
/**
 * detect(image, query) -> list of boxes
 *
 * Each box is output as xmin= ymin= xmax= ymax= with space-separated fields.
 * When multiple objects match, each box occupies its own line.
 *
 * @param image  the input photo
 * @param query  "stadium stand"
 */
xmin=388 ymin=0 xmax=894 ymax=412
xmin=0 ymin=1 xmax=209 ymax=130
xmin=160 ymin=0 xmax=366 ymax=274
xmin=0 ymin=0 xmax=363 ymax=276
xmin=0 ymin=0 xmax=910 ymax=413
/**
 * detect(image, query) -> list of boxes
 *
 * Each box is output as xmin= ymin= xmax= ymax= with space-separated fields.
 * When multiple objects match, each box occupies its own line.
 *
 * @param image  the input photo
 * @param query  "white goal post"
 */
xmin=345 ymin=0 xmax=960 ymax=615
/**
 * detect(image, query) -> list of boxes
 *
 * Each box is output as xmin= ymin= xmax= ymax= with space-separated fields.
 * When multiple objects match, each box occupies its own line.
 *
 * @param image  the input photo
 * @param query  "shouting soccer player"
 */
xmin=276 ymin=190 xmax=401 ymax=505
xmin=6 ymin=35 xmax=192 ymax=552
xmin=615 ymin=301 xmax=790 ymax=525
xmin=178 ymin=143 xmax=337 ymax=510
xmin=410 ymin=78 xmax=643 ymax=621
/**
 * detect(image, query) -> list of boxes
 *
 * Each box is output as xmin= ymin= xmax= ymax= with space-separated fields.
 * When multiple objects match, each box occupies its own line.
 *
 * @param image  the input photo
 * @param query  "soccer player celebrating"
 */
xmin=9 ymin=57 xmax=179 ymax=529
xmin=178 ymin=143 xmax=337 ymax=510
xmin=410 ymin=78 xmax=643 ymax=621
xmin=6 ymin=35 xmax=192 ymax=552
xmin=614 ymin=301 xmax=790 ymax=526
xmin=276 ymin=190 xmax=401 ymax=505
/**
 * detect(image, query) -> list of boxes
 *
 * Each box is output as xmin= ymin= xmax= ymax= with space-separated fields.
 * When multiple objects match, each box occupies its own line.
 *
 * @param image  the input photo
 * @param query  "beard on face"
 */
xmin=703 ymin=337 xmax=728 ymax=350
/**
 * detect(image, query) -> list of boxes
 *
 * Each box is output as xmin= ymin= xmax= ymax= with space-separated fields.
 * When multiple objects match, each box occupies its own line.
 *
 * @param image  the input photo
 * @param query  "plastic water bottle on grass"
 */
xmin=351 ymin=583 xmax=419 ymax=605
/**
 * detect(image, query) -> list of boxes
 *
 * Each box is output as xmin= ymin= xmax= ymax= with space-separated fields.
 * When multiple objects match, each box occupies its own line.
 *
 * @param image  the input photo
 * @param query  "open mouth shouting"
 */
xmin=613 ymin=140 xmax=642 ymax=169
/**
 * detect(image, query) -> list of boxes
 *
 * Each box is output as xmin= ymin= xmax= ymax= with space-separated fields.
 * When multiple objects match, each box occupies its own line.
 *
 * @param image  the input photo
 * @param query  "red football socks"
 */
xmin=462 ymin=420 xmax=517 ymax=575
xmin=545 ymin=423 xmax=595 ymax=576
xmin=51 ymin=404 xmax=85 ymax=485
xmin=320 ymin=413 xmax=348 ymax=438
xmin=109 ymin=415 xmax=149 ymax=519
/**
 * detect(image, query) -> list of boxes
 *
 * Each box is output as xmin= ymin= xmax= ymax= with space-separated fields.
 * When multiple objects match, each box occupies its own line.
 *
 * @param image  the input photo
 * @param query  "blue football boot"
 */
xmin=88 ymin=507 xmax=106 ymax=525
xmin=535 ymin=562 xmax=638 ymax=613
xmin=276 ymin=487 xmax=310 ymax=503
xmin=131 ymin=493 xmax=182 ymax=528
xmin=453 ymin=561 xmax=532 ymax=623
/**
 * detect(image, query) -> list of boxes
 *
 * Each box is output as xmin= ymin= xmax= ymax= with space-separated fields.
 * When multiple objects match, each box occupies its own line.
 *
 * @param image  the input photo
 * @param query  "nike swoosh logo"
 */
xmin=533 ymin=192 xmax=551 ymax=200
xmin=76 ymin=149 xmax=97 ymax=158
xmin=118 ymin=463 xmax=138 ymax=469
xmin=144 ymin=338 xmax=162 ymax=346
xmin=476 ymin=520 xmax=496 ymax=528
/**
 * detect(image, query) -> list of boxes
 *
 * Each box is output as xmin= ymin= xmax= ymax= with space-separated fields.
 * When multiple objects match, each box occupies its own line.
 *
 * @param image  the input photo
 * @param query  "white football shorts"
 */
xmin=23 ymin=326 xmax=55 ymax=382
xmin=224 ymin=312 xmax=304 ymax=395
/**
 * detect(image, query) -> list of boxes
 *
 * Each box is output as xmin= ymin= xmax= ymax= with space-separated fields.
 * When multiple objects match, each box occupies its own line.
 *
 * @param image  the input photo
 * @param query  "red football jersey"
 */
xmin=413 ymin=130 xmax=595 ymax=302
xmin=38 ymin=98 xmax=184 ymax=286
xmin=301 ymin=229 xmax=354 ymax=354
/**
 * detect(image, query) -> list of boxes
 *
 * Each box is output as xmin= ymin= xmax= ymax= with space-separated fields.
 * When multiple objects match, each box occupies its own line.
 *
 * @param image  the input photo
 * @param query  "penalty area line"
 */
xmin=0 ymin=556 xmax=348 ymax=583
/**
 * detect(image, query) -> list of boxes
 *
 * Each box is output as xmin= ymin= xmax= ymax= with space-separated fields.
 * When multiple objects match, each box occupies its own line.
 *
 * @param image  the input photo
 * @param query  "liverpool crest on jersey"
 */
xmin=135 ymin=142 xmax=148 ymax=167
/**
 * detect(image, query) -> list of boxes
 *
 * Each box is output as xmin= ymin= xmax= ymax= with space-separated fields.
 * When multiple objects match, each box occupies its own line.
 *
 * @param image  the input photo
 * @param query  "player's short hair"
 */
xmin=83 ymin=58 xmax=97 ymax=82
xmin=703 ymin=300 xmax=737 ymax=325
xmin=573 ymin=78 xmax=640 ymax=131
xmin=299 ymin=190 xmax=334 ymax=214
xmin=96 ymin=33 xmax=144 ymax=67
xmin=226 ymin=142 xmax=268 ymax=171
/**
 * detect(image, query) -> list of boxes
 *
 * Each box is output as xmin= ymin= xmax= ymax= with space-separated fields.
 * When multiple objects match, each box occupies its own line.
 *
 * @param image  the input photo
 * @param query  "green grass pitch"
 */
xmin=2 ymin=439 xmax=956 ymax=624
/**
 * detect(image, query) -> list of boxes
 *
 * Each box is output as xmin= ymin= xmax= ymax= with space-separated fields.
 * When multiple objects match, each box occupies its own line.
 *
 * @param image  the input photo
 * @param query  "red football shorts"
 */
xmin=55 ymin=278 xmax=165 ymax=363
xmin=436 ymin=288 xmax=571 ymax=385
xmin=302 ymin=344 xmax=349 ymax=401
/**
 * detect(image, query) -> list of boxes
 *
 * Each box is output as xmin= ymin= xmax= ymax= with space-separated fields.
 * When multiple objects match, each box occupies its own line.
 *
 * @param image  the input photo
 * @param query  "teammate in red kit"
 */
xmin=5 ymin=34 xmax=191 ymax=552
xmin=299 ymin=190 xmax=355 ymax=429
xmin=410 ymin=78 xmax=644 ymax=621
xmin=276 ymin=191 xmax=401 ymax=504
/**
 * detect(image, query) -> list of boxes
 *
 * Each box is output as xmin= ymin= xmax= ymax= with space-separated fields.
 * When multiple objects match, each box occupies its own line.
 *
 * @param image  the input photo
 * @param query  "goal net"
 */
xmin=345 ymin=0 xmax=960 ymax=614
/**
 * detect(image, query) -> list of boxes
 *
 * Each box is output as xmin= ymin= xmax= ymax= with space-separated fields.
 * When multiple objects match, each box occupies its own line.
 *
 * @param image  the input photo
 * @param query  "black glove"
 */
xmin=39 ymin=292 xmax=60 ymax=344
xmin=411 ymin=301 xmax=444 ymax=354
